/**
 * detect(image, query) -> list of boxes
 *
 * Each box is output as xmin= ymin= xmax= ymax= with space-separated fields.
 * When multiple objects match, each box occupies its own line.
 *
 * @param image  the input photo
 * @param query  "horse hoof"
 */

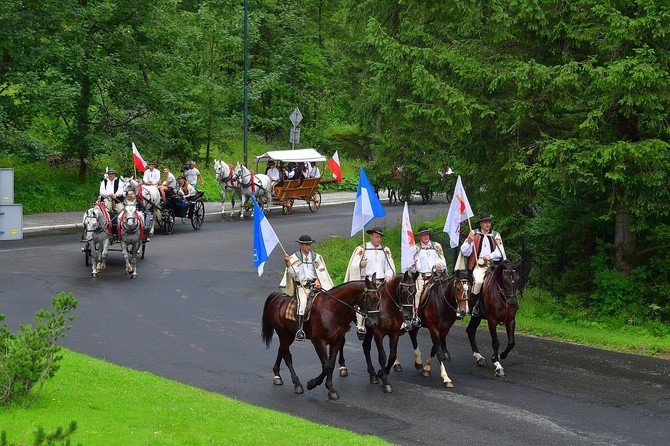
xmin=294 ymin=384 xmax=304 ymax=394
xmin=306 ymin=379 xmax=317 ymax=391
xmin=414 ymin=362 xmax=423 ymax=370
xmin=272 ymin=376 xmax=283 ymax=386
xmin=477 ymin=358 xmax=487 ymax=367
xmin=495 ymin=369 xmax=506 ymax=378
xmin=370 ymin=375 xmax=379 ymax=385
xmin=383 ymin=385 xmax=393 ymax=394
xmin=421 ymin=370 xmax=431 ymax=377
xmin=393 ymin=364 xmax=402 ymax=372
xmin=92 ymin=273 xmax=97 ymax=278
xmin=131 ymin=274 xmax=137 ymax=279
xmin=444 ymin=381 xmax=454 ymax=388
xmin=339 ymin=367 xmax=348 ymax=377
xmin=328 ymin=391 xmax=340 ymax=400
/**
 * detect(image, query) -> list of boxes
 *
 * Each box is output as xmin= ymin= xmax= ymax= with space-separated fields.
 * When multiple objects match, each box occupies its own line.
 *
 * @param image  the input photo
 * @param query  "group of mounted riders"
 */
xmin=281 ymin=213 xmax=507 ymax=343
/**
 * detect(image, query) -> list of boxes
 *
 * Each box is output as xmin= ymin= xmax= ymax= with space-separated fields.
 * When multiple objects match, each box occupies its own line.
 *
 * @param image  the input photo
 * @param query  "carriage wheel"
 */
xmin=282 ymin=199 xmax=294 ymax=215
xmin=164 ymin=208 xmax=175 ymax=235
xmin=191 ymin=201 xmax=205 ymax=230
xmin=422 ymin=189 xmax=433 ymax=204
xmin=308 ymin=191 xmax=321 ymax=213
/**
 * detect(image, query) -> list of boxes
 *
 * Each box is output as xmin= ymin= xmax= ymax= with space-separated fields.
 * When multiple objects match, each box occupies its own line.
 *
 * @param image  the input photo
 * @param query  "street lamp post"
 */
xmin=243 ymin=0 xmax=249 ymax=166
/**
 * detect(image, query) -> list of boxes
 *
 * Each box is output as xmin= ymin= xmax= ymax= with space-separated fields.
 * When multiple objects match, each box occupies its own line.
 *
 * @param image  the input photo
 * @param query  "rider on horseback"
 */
xmin=456 ymin=213 xmax=507 ymax=317
xmin=281 ymin=235 xmax=334 ymax=341
xmin=344 ymin=227 xmax=395 ymax=339
xmin=409 ymin=226 xmax=448 ymax=327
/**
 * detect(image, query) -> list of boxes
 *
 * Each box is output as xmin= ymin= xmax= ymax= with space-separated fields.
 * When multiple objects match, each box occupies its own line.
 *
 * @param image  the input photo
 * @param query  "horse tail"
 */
xmin=261 ymin=293 xmax=278 ymax=348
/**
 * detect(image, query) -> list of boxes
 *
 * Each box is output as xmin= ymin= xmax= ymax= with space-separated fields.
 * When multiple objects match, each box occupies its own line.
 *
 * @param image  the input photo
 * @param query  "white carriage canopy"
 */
xmin=253 ymin=148 xmax=327 ymax=164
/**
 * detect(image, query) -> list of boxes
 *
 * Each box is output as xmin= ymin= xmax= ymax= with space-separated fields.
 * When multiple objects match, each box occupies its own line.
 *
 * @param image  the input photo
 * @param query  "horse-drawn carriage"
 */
xmin=253 ymin=149 xmax=325 ymax=215
xmin=156 ymin=189 xmax=205 ymax=234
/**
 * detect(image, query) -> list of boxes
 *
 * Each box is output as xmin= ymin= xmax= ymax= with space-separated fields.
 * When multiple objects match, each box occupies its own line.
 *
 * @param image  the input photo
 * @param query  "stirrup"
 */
xmin=471 ymin=307 xmax=480 ymax=318
xmin=295 ymin=330 xmax=306 ymax=341
xmin=411 ymin=317 xmax=421 ymax=328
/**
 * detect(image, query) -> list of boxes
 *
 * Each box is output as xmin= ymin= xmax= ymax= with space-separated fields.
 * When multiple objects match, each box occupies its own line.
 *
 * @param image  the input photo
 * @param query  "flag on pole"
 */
xmin=400 ymin=202 xmax=416 ymax=273
xmin=132 ymin=142 xmax=147 ymax=173
xmin=351 ymin=167 xmax=386 ymax=236
xmin=327 ymin=150 xmax=342 ymax=183
xmin=252 ymin=196 xmax=279 ymax=276
xmin=443 ymin=175 xmax=474 ymax=248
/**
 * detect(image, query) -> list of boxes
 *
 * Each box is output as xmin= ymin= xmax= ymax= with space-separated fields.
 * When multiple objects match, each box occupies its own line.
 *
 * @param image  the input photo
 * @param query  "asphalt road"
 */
xmin=1 ymin=201 xmax=668 ymax=446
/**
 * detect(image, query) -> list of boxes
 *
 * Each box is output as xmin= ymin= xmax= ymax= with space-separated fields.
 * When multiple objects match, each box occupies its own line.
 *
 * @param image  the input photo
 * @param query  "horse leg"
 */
xmin=130 ymin=245 xmax=138 ymax=279
xmin=276 ymin=331 xmax=304 ymax=393
xmin=363 ymin=332 xmax=379 ymax=384
xmin=394 ymin=327 xmax=422 ymax=372
xmin=375 ymin=333 xmax=393 ymax=393
xmin=421 ymin=344 xmax=436 ymax=377
xmin=500 ymin=318 xmax=516 ymax=360
xmin=306 ymin=340 xmax=329 ymax=391
xmin=90 ymin=243 xmax=99 ymax=277
xmin=435 ymin=335 xmax=454 ymax=388
xmin=385 ymin=331 xmax=401 ymax=376
xmin=323 ymin=339 xmax=344 ymax=400
xmin=487 ymin=318 xmax=504 ymax=377
xmin=99 ymin=240 xmax=109 ymax=272
xmin=466 ymin=316 xmax=487 ymax=367
xmin=337 ymin=344 xmax=348 ymax=377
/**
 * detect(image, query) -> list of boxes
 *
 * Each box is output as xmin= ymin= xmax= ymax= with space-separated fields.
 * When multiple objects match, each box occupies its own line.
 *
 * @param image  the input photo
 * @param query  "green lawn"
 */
xmin=2 ymin=350 xmax=390 ymax=446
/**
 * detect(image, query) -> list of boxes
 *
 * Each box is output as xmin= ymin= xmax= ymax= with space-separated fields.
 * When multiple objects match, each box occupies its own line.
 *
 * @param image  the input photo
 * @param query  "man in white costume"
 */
xmin=409 ymin=226 xmax=447 ymax=327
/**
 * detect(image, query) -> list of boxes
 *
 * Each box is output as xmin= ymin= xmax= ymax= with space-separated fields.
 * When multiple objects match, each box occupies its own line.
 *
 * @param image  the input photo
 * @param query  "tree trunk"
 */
xmin=76 ymin=74 xmax=92 ymax=181
xmin=612 ymin=198 xmax=636 ymax=276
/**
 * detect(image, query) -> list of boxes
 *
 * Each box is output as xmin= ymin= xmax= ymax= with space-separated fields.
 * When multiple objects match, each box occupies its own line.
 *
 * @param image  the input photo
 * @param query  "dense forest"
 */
xmin=2 ymin=1 xmax=670 ymax=321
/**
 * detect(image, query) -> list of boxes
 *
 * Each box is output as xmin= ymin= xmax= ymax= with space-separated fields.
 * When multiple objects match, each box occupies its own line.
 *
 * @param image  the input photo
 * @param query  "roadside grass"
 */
xmin=2 ymin=350 xmax=390 ymax=446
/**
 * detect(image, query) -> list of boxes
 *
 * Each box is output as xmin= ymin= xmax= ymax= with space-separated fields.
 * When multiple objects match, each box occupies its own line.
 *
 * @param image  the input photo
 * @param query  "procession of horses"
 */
xmin=80 ymin=149 xmax=521 ymax=401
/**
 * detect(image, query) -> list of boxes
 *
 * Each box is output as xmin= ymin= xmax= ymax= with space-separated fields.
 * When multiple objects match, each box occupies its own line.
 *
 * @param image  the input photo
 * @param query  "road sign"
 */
xmin=290 ymin=128 xmax=301 ymax=144
xmin=289 ymin=107 xmax=303 ymax=126
xmin=0 ymin=204 xmax=23 ymax=240
xmin=0 ymin=168 xmax=14 ymax=204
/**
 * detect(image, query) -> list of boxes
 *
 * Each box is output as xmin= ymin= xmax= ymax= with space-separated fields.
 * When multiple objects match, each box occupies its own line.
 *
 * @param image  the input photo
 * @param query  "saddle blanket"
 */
xmin=284 ymin=295 xmax=312 ymax=322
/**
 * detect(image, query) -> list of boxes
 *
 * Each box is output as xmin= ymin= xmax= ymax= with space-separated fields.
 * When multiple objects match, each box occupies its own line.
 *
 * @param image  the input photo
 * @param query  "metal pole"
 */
xmin=243 ymin=0 xmax=249 ymax=166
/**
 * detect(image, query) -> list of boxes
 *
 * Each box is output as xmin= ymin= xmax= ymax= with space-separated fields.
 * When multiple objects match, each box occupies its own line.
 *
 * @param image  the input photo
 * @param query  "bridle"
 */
xmin=84 ymin=208 xmax=106 ymax=234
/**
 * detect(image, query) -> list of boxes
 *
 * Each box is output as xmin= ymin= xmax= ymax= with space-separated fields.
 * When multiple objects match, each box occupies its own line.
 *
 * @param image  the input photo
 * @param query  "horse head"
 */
xmin=362 ymin=274 xmax=382 ymax=328
xmin=120 ymin=203 xmax=142 ymax=235
xmin=492 ymin=260 xmax=520 ymax=307
xmin=121 ymin=176 xmax=138 ymax=194
xmin=235 ymin=162 xmax=252 ymax=188
xmin=452 ymin=270 xmax=471 ymax=318
xmin=83 ymin=207 xmax=105 ymax=236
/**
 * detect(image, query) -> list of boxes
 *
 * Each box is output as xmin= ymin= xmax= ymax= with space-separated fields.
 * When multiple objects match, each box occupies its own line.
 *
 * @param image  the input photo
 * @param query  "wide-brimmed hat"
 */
xmin=148 ymin=161 xmax=155 ymax=165
xmin=268 ymin=160 xmax=276 ymax=165
xmin=476 ymin=213 xmax=493 ymax=224
xmin=296 ymin=235 xmax=315 ymax=244
xmin=107 ymin=169 xmax=116 ymax=174
xmin=415 ymin=226 xmax=431 ymax=236
xmin=366 ymin=226 xmax=384 ymax=236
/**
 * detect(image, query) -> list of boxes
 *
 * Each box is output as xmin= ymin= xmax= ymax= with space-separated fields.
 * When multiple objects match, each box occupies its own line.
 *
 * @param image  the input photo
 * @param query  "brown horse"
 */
xmin=261 ymin=278 xmax=374 ymax=400
xmin=466 ymin=260 xmax=521 ymax=377
xmin=361 ymin=271 xmax=418 ymax=393
xmin=394 ymin=273 xmax=470 ymax=388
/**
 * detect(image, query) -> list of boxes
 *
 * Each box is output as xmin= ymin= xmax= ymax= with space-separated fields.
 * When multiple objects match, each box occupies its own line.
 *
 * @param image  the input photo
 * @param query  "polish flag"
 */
xmin=132 ymin=142 xmax=147 ymax=173
xmin=327 ymin=150 xmax=342 ymax=183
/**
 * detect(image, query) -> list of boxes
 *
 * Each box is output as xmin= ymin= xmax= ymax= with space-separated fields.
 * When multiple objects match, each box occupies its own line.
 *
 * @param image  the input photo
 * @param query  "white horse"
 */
xmin=82 ymin=204 xmax=111 ymax=278
xmin=214 ymin=159 xmax=242 ymax=218
xmin=122 ymin=177 xmax=161 ymax=236
xmin=234 ymin=162 xmax=272 ymax=219
xmin=118 ymin=202 xmax=144 ymax=279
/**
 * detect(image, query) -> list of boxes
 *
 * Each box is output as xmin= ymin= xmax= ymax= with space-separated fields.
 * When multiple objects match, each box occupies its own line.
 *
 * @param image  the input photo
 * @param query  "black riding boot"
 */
xmin=295 ymin=315 xmax=306 ymax=341
xmin=471 ymin=293 xmax=481 ymax=318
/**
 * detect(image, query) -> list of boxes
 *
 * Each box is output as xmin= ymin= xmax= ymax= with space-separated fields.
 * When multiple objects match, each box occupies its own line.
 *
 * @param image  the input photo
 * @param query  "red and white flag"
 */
xmin=327 ymin=150 xmax=342 ymax=183
xmin=132 ymin=142 xmax=147 ymax=173
xmin=443 ymin=175 xmax=474 ymax=248
xmin=400 ymin=202 xmax=416 ymax=272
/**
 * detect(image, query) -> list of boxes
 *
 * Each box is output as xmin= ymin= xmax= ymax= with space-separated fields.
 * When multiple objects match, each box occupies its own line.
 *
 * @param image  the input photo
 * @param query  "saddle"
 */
xmin=283 ymin=292 xmax=316 ymax=322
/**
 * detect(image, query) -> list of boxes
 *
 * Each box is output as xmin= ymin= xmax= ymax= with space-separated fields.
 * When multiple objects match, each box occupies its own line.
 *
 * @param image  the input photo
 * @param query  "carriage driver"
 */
xmin=281 ymin=235 xmax=334 ymax=341
xmin=455 ymin=213 xmax=507 ymax=317
xmin=344 ymin=227 xmax=395 ymax=339
xmin=99 ymin=169 xmax=125 ymax=213
xmin=409 ymin=226 xmax=448 ymax=327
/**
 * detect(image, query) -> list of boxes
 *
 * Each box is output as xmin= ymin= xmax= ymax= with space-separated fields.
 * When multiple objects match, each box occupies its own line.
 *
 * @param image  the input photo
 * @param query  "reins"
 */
xmin=314 ymin=286 xmax=371 ymax=316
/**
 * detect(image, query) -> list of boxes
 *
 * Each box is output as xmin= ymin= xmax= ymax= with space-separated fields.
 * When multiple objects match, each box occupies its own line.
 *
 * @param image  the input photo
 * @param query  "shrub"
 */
xmin=0 ymin=293 xmax=78 ymax=408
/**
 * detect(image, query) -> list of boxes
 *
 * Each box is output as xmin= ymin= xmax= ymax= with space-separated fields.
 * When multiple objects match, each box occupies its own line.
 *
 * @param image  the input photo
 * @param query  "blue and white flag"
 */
xmin=351 ymin=167 xmax=386 ymax=236
xmin=252 ymin=196 xmax=279 ymax=276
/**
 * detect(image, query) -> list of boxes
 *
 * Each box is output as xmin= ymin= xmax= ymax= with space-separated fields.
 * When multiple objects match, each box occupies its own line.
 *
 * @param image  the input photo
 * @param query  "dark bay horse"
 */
xmin=261 ymin=278 xmax=373 ymax=400
xmin=394 ymin=273 xmax=470 ymax=388
xmin=361 ymin=271 xmax=417 ymax=393
xmin=466 ymin=260 xmax=521 ymax=377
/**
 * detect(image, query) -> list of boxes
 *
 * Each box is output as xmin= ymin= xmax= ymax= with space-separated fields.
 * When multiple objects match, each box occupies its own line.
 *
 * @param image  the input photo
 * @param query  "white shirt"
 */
xmin=266 ymin=167 xmax=280 ymax=181
xmin=414 ymin=242 xmax=446 ymax=273
xmin=287 ymin=252 xmax=317 ymax=281
xmin=163 ymin=172 xmax=176 ymax=188
xmin=143 ymin=168 xmax=160 ymax=185
xmin=177 ymin=182 xmax=196 ymax=198
xmin=461 ymin=232 xmax=503 ymax=261
xmin=362 ymin=242 xmax=394 ymax=279
xmin=184 ymin=167 xmax=201 ymax=186
xmin=99 ymin=177 xmax=124 ymax=198
xmin=308 ymin=166 xmax=321 ymax=178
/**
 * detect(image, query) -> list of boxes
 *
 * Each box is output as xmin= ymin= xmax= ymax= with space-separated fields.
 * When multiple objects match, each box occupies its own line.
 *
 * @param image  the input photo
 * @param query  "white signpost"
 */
xmin=289 ymin=107 xmax=303 ymax=149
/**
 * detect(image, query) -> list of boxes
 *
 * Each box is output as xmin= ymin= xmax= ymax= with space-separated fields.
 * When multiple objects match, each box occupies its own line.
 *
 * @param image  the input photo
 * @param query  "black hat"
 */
xmin=148 ymin=161 xmax=155 ymax=165
xmin=415 ymin=226 xmax=431 ymax=236
xmin=296 ymin=235 xmax=315 ymax=244
xmin=268 ymin=160 xmax=275 ymax=165
xmin=366 ymin=226 xmax=384 ymax=236
xmin=476 ymin=213 xmax=493 ymax=224
xmin=107 ymin=168 xmax=116 ymax=174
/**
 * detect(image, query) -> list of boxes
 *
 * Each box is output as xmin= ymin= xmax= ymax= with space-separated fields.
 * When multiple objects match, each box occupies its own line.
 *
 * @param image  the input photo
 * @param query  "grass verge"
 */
xmin=2 ymin=350 xmax=390 ymax=446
